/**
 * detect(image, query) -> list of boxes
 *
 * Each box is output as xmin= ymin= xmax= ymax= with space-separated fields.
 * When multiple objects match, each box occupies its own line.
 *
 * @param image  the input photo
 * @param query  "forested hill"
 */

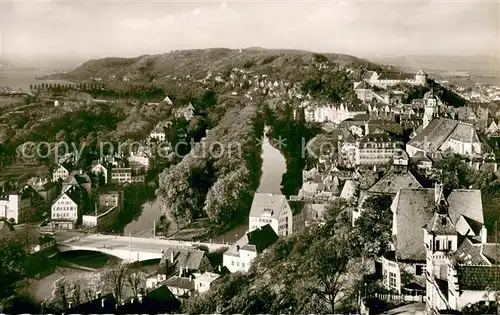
xmin=44 ymin=48 xmax=382 ymax=84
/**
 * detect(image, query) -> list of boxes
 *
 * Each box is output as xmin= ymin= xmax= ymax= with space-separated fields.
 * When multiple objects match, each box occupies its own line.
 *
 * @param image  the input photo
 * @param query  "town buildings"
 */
xmin=52 ymin=163 xmax=72 ymax=182
xmin=361 ymin=69 xmax=428 ymax=89
xmin=304 ymin=103 xmax=365 ymax=124
xmin=382 ymin=184 xmax=486 ymax=300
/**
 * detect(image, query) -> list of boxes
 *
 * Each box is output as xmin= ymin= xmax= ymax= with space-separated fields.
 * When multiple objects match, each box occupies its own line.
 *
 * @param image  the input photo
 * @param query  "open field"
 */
xmin=0 ymin=164 xmax=50 ymax=181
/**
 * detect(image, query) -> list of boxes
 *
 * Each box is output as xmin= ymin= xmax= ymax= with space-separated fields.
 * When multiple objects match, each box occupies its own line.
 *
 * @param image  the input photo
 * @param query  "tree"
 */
xmin=102 ymin=262 xmax=128 ymax=301
xmin=351 ymin=194 xmax=393 ymax=258
xmin=0 ymin=233 xmax=29 ymax=298
xmin=0 ymin=293 xmax=41 ymax=314
xmin=126 ymin=264 xmax=147 ymax=297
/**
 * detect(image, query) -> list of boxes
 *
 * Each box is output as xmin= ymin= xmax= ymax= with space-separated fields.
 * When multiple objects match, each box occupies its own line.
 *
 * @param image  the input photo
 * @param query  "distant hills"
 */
xmin=44 ymin=48 xmax=382 ymax=84
xmin=370 ymin=55 xmax=500 ymax=79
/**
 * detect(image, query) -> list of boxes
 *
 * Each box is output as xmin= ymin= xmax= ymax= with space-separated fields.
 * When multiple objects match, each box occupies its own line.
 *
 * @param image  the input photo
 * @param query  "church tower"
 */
xmin=423 ymin=89 xmax=437 ymax=128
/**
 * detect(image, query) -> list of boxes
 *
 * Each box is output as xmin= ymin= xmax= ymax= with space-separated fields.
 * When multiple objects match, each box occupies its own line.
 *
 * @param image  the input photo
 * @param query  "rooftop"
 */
xmin=249 ymin=193 xmax=289 ymax=219
xmin=367 ymin=170 xmax=422 ymax=195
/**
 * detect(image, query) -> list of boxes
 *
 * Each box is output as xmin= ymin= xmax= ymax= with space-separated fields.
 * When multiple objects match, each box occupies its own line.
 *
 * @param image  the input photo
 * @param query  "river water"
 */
xmin=29 ymin=126 xmax=287 ymax=302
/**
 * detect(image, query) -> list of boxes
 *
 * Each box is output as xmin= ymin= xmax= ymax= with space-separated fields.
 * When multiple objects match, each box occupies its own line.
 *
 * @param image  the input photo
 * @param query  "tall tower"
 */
xmin=423 ymin=89 xmax=437 ymax=129
xmin=415 ymin=69 xmax=428 ymax=86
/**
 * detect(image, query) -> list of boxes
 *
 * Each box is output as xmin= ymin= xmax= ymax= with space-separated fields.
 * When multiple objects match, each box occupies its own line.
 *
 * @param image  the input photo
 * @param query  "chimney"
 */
xmin=218 ymin=265 xmax=222 ymax=272
xmin=364 ymin=121 xmax=369 ymax=136
xmin=96 ymin=291 xmax=102 ymax=299
xmin=179 ymin=266 xmax=183 ymax=277
xmin=101 ymin=298 xmax=105 ymax=309
xmin=68 ymin=302 xmax=73 ymax=308
xmin=481 ymin=225 xmax=488 ymax=244
xmin=170 ymin=251 xmax=174 ymax=264
xmin=189 ymin=275 xmax=193 ymax=281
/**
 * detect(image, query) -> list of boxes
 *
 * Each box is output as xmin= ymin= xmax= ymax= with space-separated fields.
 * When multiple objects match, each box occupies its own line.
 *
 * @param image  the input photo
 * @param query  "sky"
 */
xmin=0 ymin=0 xmax=499 ymax=60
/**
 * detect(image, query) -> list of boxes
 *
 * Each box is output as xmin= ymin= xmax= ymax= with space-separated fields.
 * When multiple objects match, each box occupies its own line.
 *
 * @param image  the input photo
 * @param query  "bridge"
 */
xmin=57 ymin=234 xmax=229 ymax=262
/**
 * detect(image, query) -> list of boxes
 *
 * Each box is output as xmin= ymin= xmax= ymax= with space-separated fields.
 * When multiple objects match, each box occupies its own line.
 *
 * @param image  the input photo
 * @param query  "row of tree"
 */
xmin=156 ymin=105 xmax=263 ymax=230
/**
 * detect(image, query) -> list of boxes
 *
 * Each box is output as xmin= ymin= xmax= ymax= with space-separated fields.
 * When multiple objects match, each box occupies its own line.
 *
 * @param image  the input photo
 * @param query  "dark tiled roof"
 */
xmin=393 ymin=189 xmax=436 ymax=261
xmin=446 ymin=190 xmax=483 ymax=225
xmin=356 ymin=81 xmax=372 ymax=90
xmin=377 ymin=71 xmax=414 ymax=80
xmin=164 ymin=276 xmax=195 ymax=290
xmin=483 ymin=244 xmax=500 ymax=264
xmin=462 ymin=216 xmax=483 ymax=235
xmin=161 ymin=249 xmax=207 ymax=271
xmin=425 ymin=214 xmax=456 ymax=235
xmin=453 ymin=238 xmax=490 ymax=265
xmin=367 ymin=170 xmax=422 ymax=194
xmin=246 ymin=224 xmax=279 ymax=253
xmin=61 ymin=293 xmax=116 ymax=314
xmin=458 ymin=265 xmax=500 ymax=291
xmin=363 ymin=71 xmax=376 ymax=80
xmin=407 ymin=118 xmax=479 ymax=153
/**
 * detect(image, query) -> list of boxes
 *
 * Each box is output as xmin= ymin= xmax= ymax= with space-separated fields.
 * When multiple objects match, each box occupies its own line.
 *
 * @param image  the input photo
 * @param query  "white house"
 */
xmin=304 ymin=103 xmax=364 ymax=124
xmin=50 ymin=186 xmax=84 ymax=230
xmin=249 ymin=193 xmax=293 ymax=236
xmin=150 ymin=126 xmax=166 ymax=142
xmin=362 ymin=69 xmax=427 ymax=88
xmin=0 ymin=187 xmax=34 ymax=224
xmin=91 ymin=161 xmax=109 ymax=183
xmin=223 ymin=224 xmax=278 ymax=273
xmin=52 ymin=163 xmax=72 ymax=182
xmin=174 ymin=103 xmax=195 ymax=121
xmin=193 ymin=272 xmax=221 ymax=293
xmin=110 ymin=168 xmax=132 ymax=184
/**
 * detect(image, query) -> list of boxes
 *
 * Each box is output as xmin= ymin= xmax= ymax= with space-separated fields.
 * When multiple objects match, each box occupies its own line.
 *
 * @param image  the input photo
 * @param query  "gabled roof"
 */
xmin=249 ymin=193 xmax=289 ymax=219
xmin=461 ymin=216 xmax=484 ymax=235
xmin=377 ymin=71 xmax=414 ymax=80
xmin=161 ymin=249 xmax=207 ymax=271
xmin=56 ymin=162 xmax=73 ymax=173
xmin=355 ymin=81 xmax=372 ymax=90
xmin=62 ymin=293 xmax=116 ymax=314
xmin=244 ymin=224 xmax=279 ymax=253
xmin=164 ymin=276 xmax=195 ymax=290
xmin=424 ymin=213 xmax=456 ymax=235
xmin=53 ymin=186 xmax=83 ymax=206
xmin=416 ymin=69 xmax=427 ymax=76
xmin=457 ymin=265 xmax=500 ymax=291
xmin=446 ymin=190 xmax=483 ymax=225
xmin=225 ymin=224 xmax=278 ymax=257
xmin=407 ymin=118 xmax=479 ymax=153
xmin=453 ymin=238 xmax=490 ymax=265
xmin=393 ymin=188 xmax=436 ymax=261
xmin=363 ymin=71 xmax=377 ymax=80
xmin=367 ymin=170 xmax=422 ymax=194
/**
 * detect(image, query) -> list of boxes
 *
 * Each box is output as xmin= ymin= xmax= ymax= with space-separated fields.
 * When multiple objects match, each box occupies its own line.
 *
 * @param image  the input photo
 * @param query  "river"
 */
xmin=0 ymin=69 xmax=74 ymax=91
xmin=29 ymin=126 xmax=287 ymax=302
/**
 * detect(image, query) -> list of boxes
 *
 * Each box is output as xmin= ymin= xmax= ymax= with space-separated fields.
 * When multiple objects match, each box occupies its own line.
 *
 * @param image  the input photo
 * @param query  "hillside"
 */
xmin=44 ymin=48 xmax=382 ymax=85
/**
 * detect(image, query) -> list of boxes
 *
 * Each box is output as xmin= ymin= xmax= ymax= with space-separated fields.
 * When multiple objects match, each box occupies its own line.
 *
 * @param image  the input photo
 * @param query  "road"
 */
xmin=387 ymin=303 xmax=426 ymax=315
xmin=61 ymin=234 xmax=228 ymax=253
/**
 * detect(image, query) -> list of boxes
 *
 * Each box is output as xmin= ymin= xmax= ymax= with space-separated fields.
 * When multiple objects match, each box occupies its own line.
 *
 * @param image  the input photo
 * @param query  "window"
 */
xmin=416 ymin=265 xmax=423 ymax=276
xmin=242 ymin=263 xmax=245 ymax=268
xmin=448 ymin=240 xmax=452 ymax=250
xmin=435 ymin=240 xmax=440 ymax=251
xmin=231 ymin=260 xmax=234 ymax=266
xmin=389 ymin=272 xmax=397 ymax=289
xmin=383 ymin=270 xmax=388 ymax=285
xmin=236 ymin=262 xmax=240 ymax=267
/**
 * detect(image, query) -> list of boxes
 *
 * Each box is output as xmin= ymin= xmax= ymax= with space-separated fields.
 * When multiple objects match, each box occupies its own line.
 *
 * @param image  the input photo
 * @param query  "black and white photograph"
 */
xmin=0 ymin=0 xmax=499 ymax=314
